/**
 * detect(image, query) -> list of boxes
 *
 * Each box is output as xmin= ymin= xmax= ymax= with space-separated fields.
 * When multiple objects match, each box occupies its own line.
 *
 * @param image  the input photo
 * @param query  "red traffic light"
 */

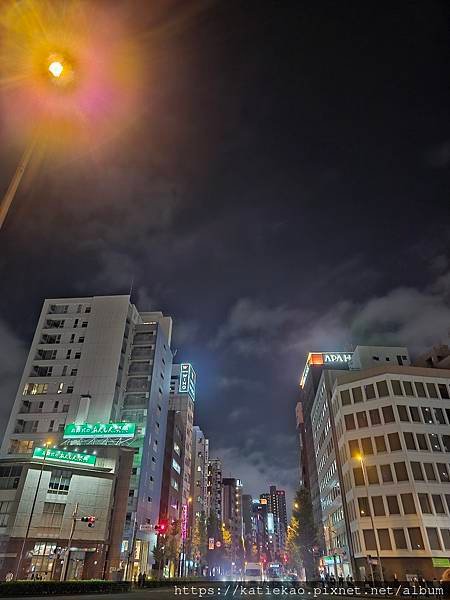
xmin=81 ymin=515 xmax=96 ymax=527
xmin=155 ymin=520 xmax=168 ymax=534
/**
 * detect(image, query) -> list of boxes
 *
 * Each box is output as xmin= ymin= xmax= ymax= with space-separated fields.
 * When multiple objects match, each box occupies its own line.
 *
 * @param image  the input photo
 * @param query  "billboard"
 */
xmin=33 ymin=447 xmax=97 ymax=466
xmin=63 ymin=422 xmax=136 ymax=439
xmin=178 ymin=363 xmax=196 ymax=401
xmin=300 ymin=351 xmax=353 ymax=388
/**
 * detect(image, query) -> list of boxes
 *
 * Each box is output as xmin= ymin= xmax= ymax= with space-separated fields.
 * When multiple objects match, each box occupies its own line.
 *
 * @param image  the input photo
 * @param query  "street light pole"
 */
xmin=15 ymin=441 xmax=49 ymax=580
xmin=0 ymin=137 xmax=37 ymax=231
xmin=359 ymin=455 xmax=384 ymax=583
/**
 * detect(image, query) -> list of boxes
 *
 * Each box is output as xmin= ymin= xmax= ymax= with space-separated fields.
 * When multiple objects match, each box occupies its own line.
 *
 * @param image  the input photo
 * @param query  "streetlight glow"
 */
xmin=48 ymin=60 xmax=64 ymax=78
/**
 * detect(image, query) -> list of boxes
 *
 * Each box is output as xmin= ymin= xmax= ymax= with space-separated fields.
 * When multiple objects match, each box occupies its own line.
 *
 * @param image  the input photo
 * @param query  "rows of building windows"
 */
xmin=39 ymin=333 xmax=85 ymax=345
xmin=34 ymin=348 xmax=82 ymax=361
xmin=14 ymin=419 xmax=65 ymax=434
xmin=340 ymin=379 xmax=450 ymax=408
xmin=355 ymin=526 xmax=450 ymax=553
xmin=44 ymin=318 xmax=89 ymax=330
xmin=29 ymin=365 xmax=80 ymax=378
xmin=318 ymin=440 xmax=334 ymax=474
xmin=348 ymin=460 xmax=450 ymax=487
xmin=348 ymin=491 xmax=450 ymax=520
xmin=321 ymin=485 xmax=341 ymax=511
xmin=48 ymin=303 xmax=91 ymax=315
xmin=343 ymin=404 xmax=450 ymax=432
xmin=319 ymin=460 xmax=337 ymax=493
xmin=346 ymin=431 xmax=450 ymax=459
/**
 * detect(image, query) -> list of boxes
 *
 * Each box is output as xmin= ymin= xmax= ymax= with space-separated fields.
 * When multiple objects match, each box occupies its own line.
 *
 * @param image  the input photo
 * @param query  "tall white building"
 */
xmin=310 ymin=345 xmax=450 ymax=581
xmin=0 ymin=295 xmax=173 ymax=578
xmin=190 ymin=426 xmax=209 ymax=520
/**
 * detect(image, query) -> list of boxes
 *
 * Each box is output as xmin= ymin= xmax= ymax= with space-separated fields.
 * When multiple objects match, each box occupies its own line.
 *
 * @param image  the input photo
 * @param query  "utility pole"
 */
xmin=125 ymin=516 xmax=138 ymax=581
xmin=0 ymin=137 xmax=36 ymax=231
xmin=359 ymin=455 xmax=384 ymax=583
xmin=15 ymin=442 xmax=49 ymax=580
xmin=60 ymin=502 xmax=79 ymax=581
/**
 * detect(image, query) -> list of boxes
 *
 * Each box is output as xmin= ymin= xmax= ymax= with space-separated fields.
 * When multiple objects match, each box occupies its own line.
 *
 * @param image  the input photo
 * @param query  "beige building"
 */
xmin=0 ymin=295 xmax=174 ymax=579
xmin=312 ymin=346 xmax=450 ymax=580
xmin=0 ymin=446 xmax=134 ymax=580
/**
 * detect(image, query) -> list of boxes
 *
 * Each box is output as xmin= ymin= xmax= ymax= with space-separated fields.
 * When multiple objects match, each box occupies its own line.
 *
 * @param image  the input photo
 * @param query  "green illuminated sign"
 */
xmin=432 ymin=558 xmax=450 ymax=568
xmin=33 ymin=447 xmax=96 ymax=466
xmin=63 ymin=422 xmax=136 ymax=439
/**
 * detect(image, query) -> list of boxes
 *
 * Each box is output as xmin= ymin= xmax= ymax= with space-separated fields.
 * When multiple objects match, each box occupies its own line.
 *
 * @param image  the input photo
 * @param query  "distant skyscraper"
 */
xmin=207 ymin=458 xmax=222 ymax=523
xmin=241 ymin=494 xmax=254 ymax=558
xmin=222 ymin=477 xmax=244 ymax=568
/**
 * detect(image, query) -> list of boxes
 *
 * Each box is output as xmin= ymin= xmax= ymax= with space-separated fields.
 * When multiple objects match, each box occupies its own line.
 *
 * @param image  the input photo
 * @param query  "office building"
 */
xmin=207 ymin=458 xmax=222 ymax=524
xmin=261 ymin=486 xmax=287 ymax=555
xmin=169 ymin=364 xmax=196 ymax=509
xmin=222 ymin=477 xmax=244 ymax=570
xmin=310 ymin=345 xmax=450 ymax=580
xmin=242 ymin=494 xmax=254 ymax=558
xmin=297 ymin=350 xmax=355 ymax=552
xmin=0 ymin=295 xmax=173 ymax=579
xmin=160 ymin=410 xmax=185 ymax=525
xmin=190 ymin=426 xmax=209 ymax=520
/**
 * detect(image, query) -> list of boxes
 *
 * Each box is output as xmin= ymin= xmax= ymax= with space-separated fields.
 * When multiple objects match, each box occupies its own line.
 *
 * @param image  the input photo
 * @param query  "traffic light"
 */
xmin=81 ymin=515 xmax=96 ymax=527
xmin=155 ymin=520 xmax=168 ymax=534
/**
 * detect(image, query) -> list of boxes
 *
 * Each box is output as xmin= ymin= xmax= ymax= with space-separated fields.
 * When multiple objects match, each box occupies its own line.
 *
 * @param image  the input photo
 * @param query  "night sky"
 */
xmin=0 ymin=1 xmax=449 ymax=506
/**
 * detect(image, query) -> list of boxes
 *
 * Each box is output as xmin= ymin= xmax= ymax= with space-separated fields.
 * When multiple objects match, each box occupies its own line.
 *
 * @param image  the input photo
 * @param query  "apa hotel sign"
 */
xmin=300 ymin=351 xmax=353 ymax=388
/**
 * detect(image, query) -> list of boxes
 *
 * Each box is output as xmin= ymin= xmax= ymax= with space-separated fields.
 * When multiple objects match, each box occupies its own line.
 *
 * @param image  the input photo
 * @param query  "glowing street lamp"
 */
xmin=48 ymin=60 xmax=64 ymax=79
xmin=0 ymin=0 xmax=143 ymax=231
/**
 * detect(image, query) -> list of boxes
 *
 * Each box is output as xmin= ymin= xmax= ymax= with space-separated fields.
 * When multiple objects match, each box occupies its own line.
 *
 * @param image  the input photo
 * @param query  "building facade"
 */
xmin=169 ymin=365 xmax=196 ymax=509
xmin=190 ymin=426 xmax=209 ymax=520
xmin=222 ymin=477 xmax=244 ymax=572
xmin=310 ymin=345 xmax=450 ymax=580
xmin=207 ymin=458 xmax=222 ymax=524
xmin=260 ymin=486 xmax=287 ymax=558
xmin=0 ymin=295 xmax=173 ymax=579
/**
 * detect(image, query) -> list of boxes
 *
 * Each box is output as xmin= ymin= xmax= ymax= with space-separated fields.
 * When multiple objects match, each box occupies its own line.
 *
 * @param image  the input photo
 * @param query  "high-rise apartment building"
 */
xmin=222 ymin=477 xmax=244 ymax=570
xmin=206 ymin=458 xmax=222 ymax=523
xmin=0 ymin=295 xmax=173 ymax=579
xmin=169 ymin=364 xmax=196 ymax=508
xmin=261 ymin=486 xmax=287 ymax=555
xmin=190 ymin=426 xmax=209 ymax=520
xmin=309 ymin=345 xmax=450 ymax=580
xmin=160 ymin=410 xmax=185 ymax=524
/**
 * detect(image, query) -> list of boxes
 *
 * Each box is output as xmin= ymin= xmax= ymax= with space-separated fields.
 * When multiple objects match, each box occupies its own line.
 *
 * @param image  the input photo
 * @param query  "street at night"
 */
xmin=0 ymin=0 xmax=449 ymax=596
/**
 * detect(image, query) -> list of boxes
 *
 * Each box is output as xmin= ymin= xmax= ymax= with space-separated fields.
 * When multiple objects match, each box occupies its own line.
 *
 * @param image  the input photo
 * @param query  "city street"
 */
xmin=0 ymin=0 xmax=449 ymax=592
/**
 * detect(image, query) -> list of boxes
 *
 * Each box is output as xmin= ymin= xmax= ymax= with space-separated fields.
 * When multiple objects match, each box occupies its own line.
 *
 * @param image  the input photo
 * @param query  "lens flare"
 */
xmin=0 ymin=0 xmax=144 ymax=156
xmin=48 ymin=61 xmax=64 ymax=78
